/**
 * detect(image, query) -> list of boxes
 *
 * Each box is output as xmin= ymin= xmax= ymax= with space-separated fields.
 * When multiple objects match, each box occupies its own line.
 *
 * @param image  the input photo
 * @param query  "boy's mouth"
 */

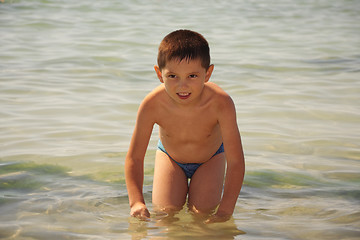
xmin=177 ymin=92 xmax=191 ymax=99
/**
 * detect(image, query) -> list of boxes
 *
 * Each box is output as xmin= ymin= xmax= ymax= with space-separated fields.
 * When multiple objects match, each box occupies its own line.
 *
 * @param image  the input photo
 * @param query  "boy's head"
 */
xmin=157 ymin=29 xmax=211 ymax=71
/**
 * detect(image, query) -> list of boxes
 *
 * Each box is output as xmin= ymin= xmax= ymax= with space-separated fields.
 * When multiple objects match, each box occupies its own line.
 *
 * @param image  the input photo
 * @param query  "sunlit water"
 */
xmin=1 ymin=0 xmax=359 ymax=239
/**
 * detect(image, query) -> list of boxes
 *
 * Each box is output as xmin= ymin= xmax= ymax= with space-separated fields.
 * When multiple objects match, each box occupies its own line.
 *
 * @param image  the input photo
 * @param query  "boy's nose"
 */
xmin=178 ymin=78 xmax=188 ymax=88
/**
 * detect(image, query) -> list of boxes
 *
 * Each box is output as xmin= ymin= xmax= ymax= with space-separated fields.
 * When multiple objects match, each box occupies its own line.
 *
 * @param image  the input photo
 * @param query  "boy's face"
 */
xmin=154 ymin=58 xmax=214 ymax=105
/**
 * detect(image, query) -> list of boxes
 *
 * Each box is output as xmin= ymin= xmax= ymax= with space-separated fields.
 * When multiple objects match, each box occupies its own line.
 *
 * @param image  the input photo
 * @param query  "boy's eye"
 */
xmin=167 ymin=74 xmax=176 ymax=78
xmin=189 ymin=74 xmax=198 ymax=78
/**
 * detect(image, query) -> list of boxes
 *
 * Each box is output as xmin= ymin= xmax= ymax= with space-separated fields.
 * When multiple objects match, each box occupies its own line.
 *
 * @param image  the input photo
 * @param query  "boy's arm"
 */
xmin=208 ymin=95 xmax=245 ymax=223
xmin=125 ymin=98 xmax=155 ymax=220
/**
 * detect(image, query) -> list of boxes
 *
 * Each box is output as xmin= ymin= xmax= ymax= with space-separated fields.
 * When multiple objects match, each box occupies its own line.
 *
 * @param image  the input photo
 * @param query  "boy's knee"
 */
xmin=188 ymin=203 xmax=216 ymax=216
xmin=153 ymin=204 xmax=183 ymax=216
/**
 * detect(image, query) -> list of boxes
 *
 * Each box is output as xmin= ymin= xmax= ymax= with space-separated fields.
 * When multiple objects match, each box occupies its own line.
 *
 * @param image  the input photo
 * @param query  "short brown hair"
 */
xmin=157 ymin=29 xmax=211 ymax=70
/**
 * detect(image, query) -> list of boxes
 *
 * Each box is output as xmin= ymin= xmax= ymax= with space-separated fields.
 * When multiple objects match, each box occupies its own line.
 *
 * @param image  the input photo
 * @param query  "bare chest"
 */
xmin=156 ymin=107 xmax=219 ymax=142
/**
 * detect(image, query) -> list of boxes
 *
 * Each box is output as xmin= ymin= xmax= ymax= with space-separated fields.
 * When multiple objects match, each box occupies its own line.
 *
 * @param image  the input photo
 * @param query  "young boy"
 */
xmin=125 ymin=29 xmax=245 ymax=223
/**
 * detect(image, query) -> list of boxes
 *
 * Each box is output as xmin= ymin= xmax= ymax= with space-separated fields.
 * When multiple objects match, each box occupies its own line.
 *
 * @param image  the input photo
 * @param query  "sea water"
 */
xmin=0 ymin=0 xmax=359 ymax=239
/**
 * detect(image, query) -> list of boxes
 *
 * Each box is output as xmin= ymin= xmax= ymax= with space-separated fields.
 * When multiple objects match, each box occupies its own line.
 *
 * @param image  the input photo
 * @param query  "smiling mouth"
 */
xmin=177 ymin=92 xmax=191 ymax=99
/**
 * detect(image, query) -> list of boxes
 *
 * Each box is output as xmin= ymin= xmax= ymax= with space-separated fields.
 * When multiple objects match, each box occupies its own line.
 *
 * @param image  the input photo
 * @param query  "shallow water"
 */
xmin=1 ymin=0 xmax=360 ymax=239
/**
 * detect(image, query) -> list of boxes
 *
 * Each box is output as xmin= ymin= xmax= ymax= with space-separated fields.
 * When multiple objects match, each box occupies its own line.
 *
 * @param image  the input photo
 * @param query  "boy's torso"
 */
xmin=151 ymin=83 xmax=225 ymax=164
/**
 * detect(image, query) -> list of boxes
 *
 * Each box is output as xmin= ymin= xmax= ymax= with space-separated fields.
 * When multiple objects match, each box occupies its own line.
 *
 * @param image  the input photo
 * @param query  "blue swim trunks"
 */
xmin=157 ymin=140 xmax=224 ymax=179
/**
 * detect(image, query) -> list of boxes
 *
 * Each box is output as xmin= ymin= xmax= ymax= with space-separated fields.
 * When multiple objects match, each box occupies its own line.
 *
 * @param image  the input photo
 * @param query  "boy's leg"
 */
xmin=152 ymin=150 xmax=188 ymax=212
xmin=188 ymin=153 xmax=226 ymax=214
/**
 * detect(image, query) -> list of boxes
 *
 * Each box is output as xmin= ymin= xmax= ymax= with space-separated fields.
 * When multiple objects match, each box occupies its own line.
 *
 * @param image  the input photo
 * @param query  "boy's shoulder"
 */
xmin=141 ymin=82 xmax=233 ymax=109
xmin=205 ymin=82 xmax=232 ymax=101
xmin=146 ymin=84 xmax=166 ymax=98
xmin=205 ymin=82 xmax=227 ymax=94
xmin=141 ymin=84 xmax=167 ymax=106
xmin=204 ymin=82 xmax=235 ymax=111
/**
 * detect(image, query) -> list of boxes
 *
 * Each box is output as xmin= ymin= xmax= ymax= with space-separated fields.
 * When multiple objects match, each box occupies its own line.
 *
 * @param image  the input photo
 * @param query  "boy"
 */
xmin=125 ymin=29 xmax=245 ymax=223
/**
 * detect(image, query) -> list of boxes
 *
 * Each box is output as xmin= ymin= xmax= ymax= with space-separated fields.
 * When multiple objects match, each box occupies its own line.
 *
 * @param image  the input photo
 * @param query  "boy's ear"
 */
xmin=154 ymin=65 xmax=163 ymax=83
xmin=205 ymin=64 xmax=214 ymax=82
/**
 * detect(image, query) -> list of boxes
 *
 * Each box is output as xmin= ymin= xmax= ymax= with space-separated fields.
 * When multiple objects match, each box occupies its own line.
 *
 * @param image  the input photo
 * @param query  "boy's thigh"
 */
xmin=152 ymin=150 xmax=188 ymax=211
xmin=188 ymin=153 xmax=226 ymax=213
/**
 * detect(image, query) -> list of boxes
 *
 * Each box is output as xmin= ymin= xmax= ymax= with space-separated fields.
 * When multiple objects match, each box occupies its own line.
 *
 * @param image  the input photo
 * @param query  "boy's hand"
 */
xmin=130 ymin=203 xmax=150 ymax=221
